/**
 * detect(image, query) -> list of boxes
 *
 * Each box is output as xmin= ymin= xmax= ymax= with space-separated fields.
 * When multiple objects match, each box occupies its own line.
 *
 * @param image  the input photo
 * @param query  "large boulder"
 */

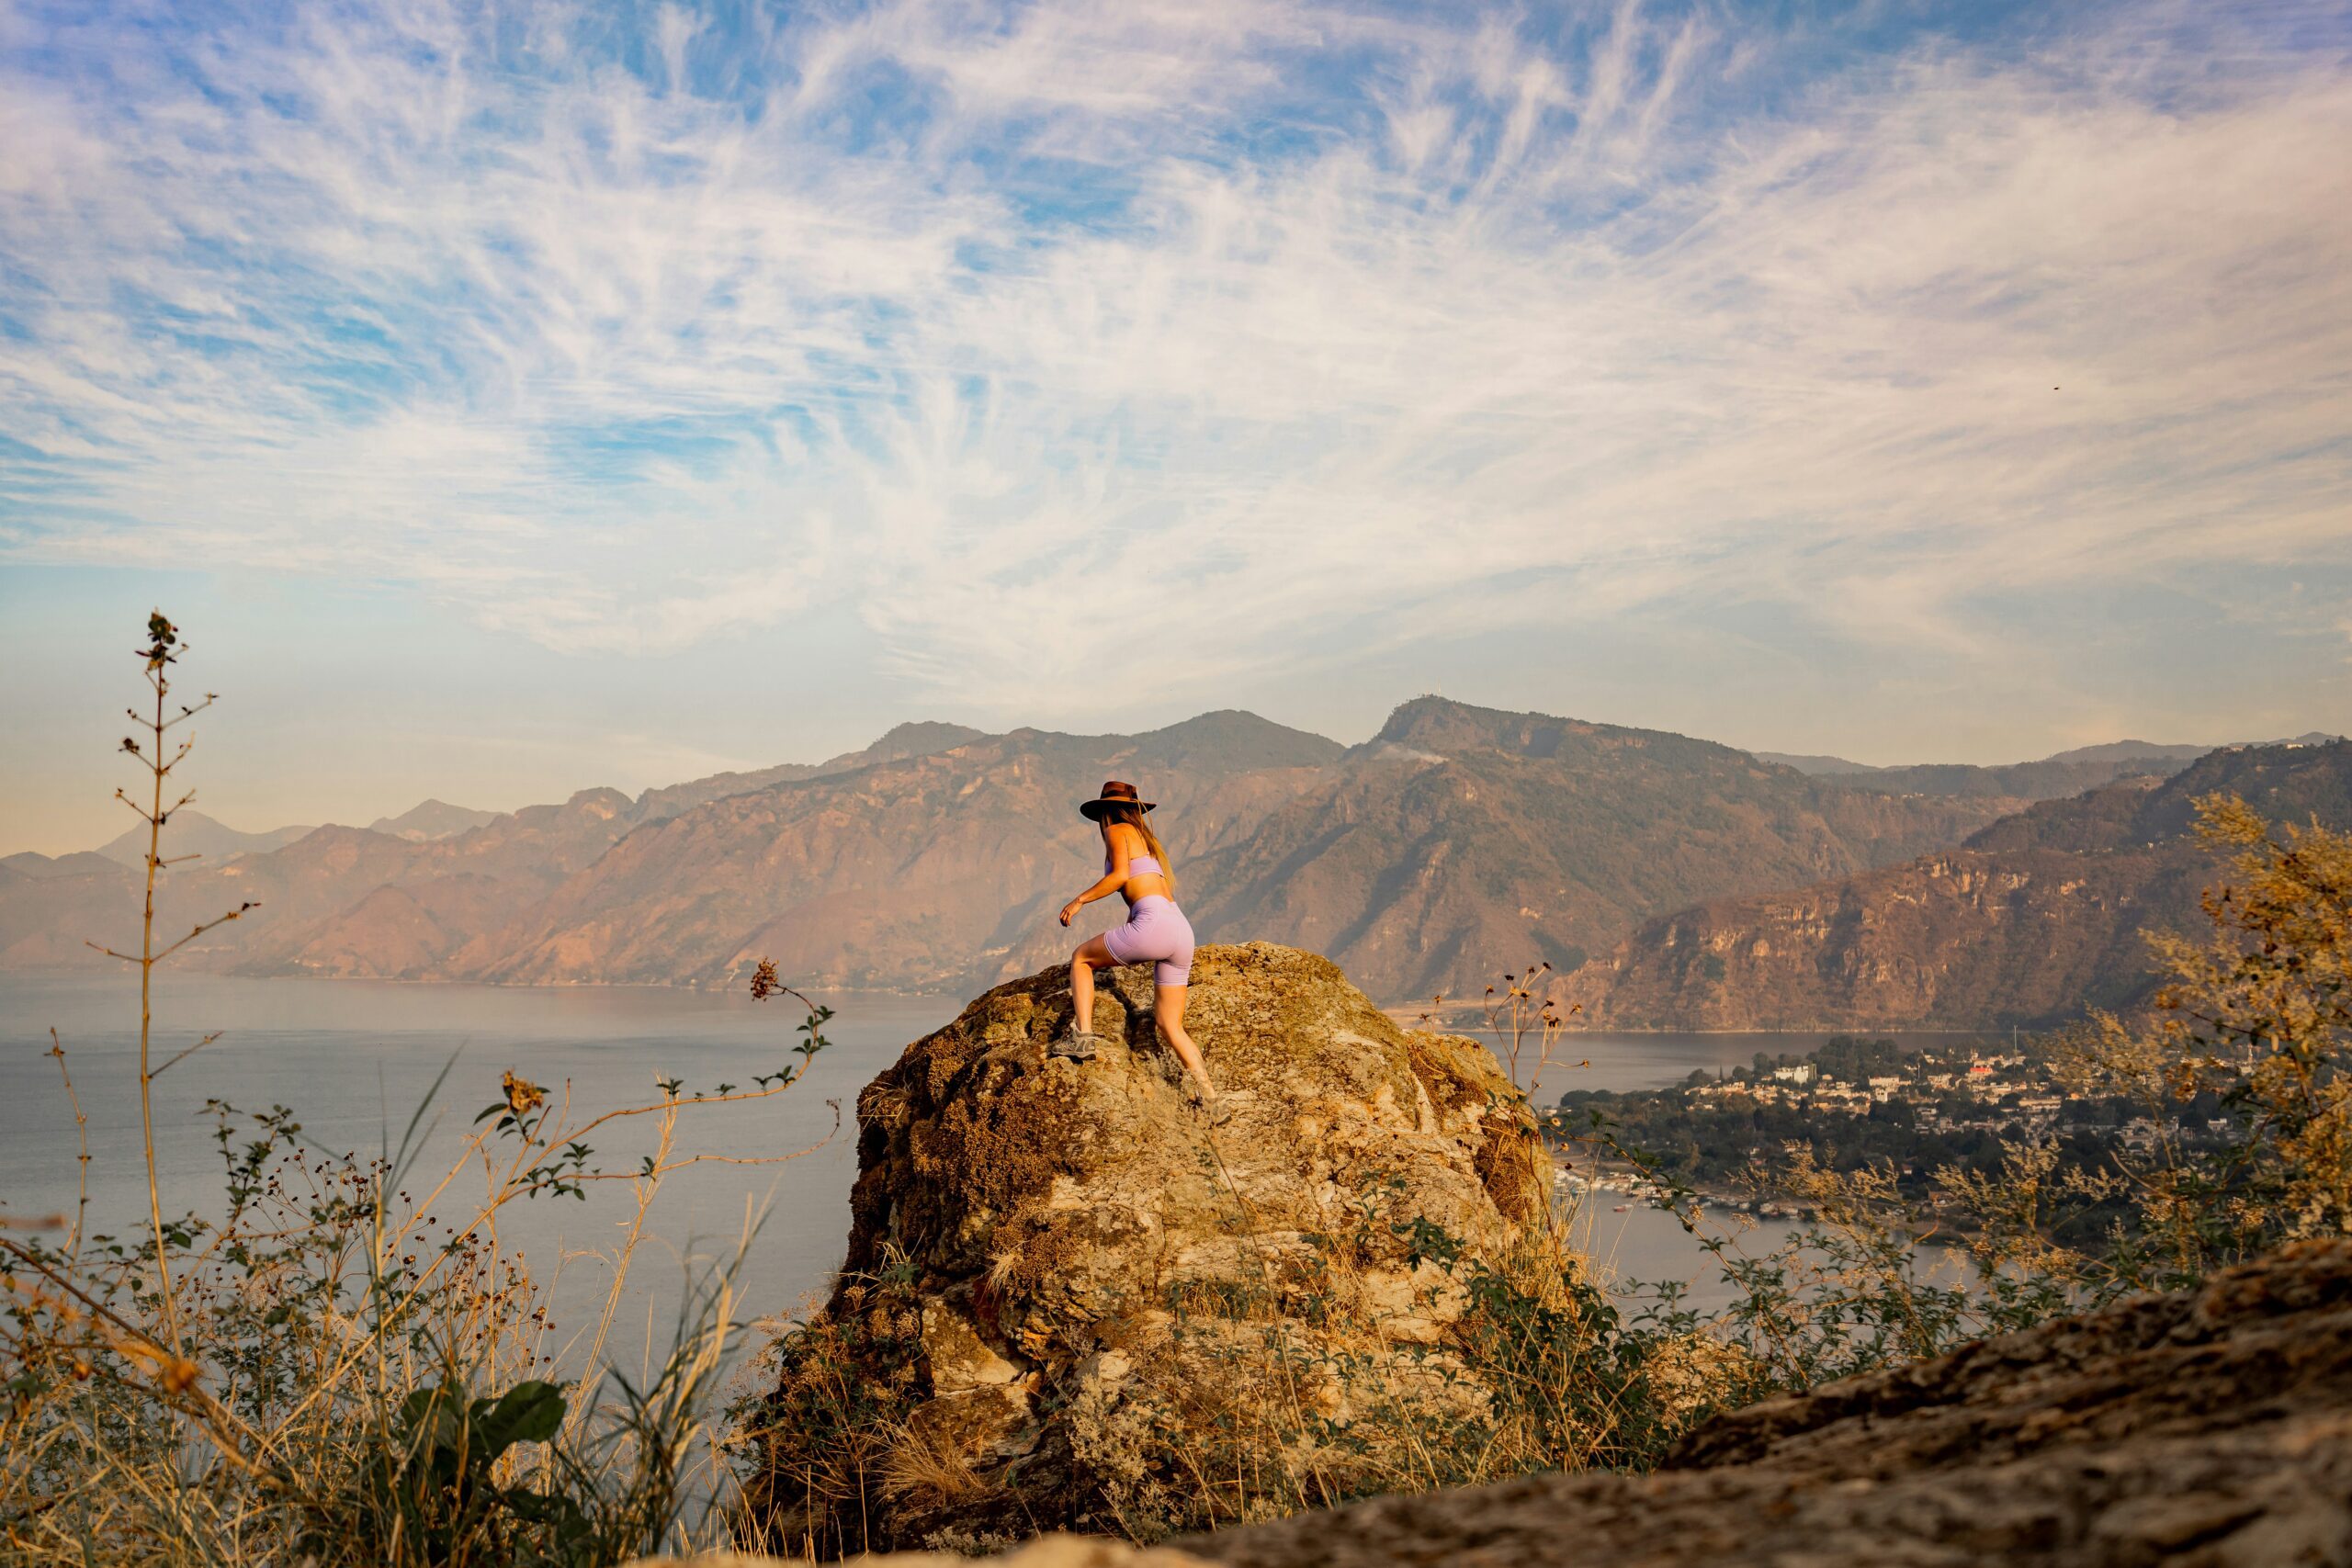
xmin=735 ymin=942 xmax=1551 ymax=1558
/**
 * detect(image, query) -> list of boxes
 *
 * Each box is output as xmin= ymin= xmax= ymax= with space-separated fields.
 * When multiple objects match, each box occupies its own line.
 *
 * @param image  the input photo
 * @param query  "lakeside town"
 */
xmin=1541 ymin=1032 xmax=2239 ymax=1223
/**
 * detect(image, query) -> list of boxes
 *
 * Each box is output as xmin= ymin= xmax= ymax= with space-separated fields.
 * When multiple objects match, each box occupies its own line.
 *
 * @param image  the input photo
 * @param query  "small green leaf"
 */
xmin=478 ymin=1379 xmax=567 ymax=1455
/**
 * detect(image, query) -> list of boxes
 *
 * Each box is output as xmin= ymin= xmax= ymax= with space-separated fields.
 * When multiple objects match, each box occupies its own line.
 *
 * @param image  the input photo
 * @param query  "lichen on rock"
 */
xmin=733 ymin=942 xmax=1551 ymax=1558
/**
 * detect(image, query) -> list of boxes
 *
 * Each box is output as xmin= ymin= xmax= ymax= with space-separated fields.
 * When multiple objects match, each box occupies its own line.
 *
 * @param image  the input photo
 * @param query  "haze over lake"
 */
xmin=0 ymin=972 xmax=1996 ymax=1376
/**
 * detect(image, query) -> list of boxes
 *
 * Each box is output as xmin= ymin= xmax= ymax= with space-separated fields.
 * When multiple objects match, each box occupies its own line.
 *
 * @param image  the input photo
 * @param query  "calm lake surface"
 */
xmin=0 ymin=974 xmax=1996 ymax=1377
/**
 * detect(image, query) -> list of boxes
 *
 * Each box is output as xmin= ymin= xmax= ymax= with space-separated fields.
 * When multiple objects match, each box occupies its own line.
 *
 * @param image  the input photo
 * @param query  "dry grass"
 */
xmin=881 ymin=1421 xmax=994 ymax=1508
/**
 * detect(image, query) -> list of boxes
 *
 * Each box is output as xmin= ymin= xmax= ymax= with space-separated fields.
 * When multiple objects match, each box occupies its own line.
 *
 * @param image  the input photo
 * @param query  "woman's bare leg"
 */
xmin=1070 ymin=934 xmax=1115 ymax=1035
xmin=1155 ymin=984 xmax=1214 ymax=1094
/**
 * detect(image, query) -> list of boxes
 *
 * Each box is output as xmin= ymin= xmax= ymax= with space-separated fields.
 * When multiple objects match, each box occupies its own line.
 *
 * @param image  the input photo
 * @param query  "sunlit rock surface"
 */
xmin=734 ymin=942 xmax=1550 ymax=1557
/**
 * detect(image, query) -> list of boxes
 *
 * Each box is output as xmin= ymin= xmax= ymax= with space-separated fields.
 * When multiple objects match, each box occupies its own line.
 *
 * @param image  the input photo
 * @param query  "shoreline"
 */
xmin=13 ymin=967 xmax=2025 ymax=1029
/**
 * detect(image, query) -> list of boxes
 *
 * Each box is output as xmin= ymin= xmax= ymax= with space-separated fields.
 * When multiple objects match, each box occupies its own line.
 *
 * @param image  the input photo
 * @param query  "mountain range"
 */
xmin=3 ymin=699 xmax=2335 ymax=1017
xmin=90 ymin=799 xmax=501 ymax=869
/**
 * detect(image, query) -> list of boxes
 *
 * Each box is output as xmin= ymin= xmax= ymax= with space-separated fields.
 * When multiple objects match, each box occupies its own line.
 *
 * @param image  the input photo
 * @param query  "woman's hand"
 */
xmin=1059 ymin=898 xmax=1082 ymax=928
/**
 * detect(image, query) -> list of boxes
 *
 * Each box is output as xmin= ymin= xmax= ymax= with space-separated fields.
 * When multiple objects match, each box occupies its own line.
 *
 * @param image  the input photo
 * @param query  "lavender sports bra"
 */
xmin=1105 ymin=852 xmax=1164 ymax=878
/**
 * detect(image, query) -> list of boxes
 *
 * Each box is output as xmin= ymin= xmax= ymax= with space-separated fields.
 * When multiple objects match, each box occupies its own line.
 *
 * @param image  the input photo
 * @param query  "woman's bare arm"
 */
xmin=1059 ymin=829 xmax=1136 ymax=926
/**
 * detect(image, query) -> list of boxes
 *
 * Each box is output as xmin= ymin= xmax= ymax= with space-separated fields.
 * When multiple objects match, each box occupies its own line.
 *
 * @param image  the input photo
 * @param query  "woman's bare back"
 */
xmin=1102 ymin=820 xmax=1171 ymax=904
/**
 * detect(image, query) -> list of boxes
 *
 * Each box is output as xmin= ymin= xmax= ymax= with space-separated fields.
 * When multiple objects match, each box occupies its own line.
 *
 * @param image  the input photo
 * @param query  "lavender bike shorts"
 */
xmin=1102 ymin=895 xmax=1195 ymax=987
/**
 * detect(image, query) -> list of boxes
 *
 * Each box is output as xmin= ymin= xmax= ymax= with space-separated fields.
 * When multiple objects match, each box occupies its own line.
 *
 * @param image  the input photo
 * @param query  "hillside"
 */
xmin=1561 ymin=739 xmax=2352 ymax=1030
xmin=0 ymin=724 xmax=1001 ymax=981
xmin=0 ymin=789 xmax=641 ymax=976
xmin=1 ymin=699 xmax=2227 ymax=1002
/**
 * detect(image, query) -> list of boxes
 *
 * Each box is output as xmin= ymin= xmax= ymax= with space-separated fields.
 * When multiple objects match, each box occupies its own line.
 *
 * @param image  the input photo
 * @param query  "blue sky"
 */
xmin=3 ymin=0 xmax=2350 ymax=852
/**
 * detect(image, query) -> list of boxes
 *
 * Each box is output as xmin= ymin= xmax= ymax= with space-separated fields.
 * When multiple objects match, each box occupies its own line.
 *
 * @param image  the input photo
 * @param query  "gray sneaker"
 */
xmin=1186 ymin=1080 xmax=1235 ymax=1124
xmin=1048 ymin=1030 xmax=1101 ymax=1061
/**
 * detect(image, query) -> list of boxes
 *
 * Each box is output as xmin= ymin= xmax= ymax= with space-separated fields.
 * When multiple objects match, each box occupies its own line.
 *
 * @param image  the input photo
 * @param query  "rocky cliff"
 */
xmin=735 ymin=943 xmax=1552 ymax=1558
xmin=1563 ymin=739 xmax=2352 ymax=1029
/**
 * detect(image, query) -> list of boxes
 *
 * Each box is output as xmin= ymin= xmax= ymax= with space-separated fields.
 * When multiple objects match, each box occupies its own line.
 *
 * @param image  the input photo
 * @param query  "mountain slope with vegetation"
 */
xmin=1183 ymin=699 xmax=2019 ymax=1000
xmin=1561 ymin=739 xmax=2352 ymax=1030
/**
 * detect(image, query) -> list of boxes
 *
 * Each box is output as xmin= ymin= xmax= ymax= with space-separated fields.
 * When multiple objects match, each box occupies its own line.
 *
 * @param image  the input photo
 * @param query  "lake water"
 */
xmin=0 ymin=974 xmax=1994 ymax=1379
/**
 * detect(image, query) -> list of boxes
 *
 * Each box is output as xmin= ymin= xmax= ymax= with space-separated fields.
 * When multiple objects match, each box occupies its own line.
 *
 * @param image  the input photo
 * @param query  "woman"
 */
xmin=1054 ymin=780 xmax=1218 ymax=1111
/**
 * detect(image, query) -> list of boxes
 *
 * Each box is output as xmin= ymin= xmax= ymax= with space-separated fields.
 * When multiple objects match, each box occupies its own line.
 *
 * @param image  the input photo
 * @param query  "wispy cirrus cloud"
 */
xmin=1 ymin=0 xmax=2347 ymax=710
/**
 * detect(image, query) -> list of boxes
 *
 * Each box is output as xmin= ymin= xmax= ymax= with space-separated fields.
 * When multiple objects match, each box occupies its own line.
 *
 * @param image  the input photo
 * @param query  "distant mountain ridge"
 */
xmin=626 ymin=721 xmax=989 ymax=824
xmin=1756 ymin=733 xmax=2340 ymax=798
xmin=1560 ymin=739 xmax=2352 ymax=1030
xmin=95 ymin=810 xmax=315 ymax=868
xmin=432 ymin=700 xmax=2002 ymax=998
xmin=1758 ymin=739 xmax=2212 ymax=775
xmin=5 ymin=702 xmax=2334 ymax=1008
xmin=367 ymin=800 xmax=500 ymax=841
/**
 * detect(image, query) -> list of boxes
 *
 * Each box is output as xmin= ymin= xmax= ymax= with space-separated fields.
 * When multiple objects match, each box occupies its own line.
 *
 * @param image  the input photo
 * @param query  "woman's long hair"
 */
xmin=1102 ymin=801 xmax=1176 ymax=898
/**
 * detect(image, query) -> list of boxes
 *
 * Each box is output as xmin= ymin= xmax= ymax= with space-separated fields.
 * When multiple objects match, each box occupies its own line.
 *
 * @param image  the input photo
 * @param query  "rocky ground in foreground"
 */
xmin=667 ymin=1237 xmax=2352 ymax=1566
xmin=1179 ymin=1236 xmax=2352 ymax=1568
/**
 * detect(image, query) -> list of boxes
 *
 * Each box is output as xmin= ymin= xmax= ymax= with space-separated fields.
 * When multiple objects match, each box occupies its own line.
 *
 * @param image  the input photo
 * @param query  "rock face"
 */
xmin=1187 ymin=1238 xmax=2352 ymax=1567
xmin=1564 ymin=739 xmax=2352 ymax=1030
xmin=735 ymin=943 xmax=1551 ymax=1559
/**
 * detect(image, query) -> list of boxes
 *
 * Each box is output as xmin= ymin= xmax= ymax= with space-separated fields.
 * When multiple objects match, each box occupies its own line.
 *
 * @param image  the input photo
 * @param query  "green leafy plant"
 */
xmin=335 ymin=1381 xmax=586 ymax=1563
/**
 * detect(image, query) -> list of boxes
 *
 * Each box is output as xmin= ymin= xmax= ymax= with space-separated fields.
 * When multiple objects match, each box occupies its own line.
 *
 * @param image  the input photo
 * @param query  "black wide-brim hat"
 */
xmin=1079 ymin=779 xmax=1157 ymax=819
